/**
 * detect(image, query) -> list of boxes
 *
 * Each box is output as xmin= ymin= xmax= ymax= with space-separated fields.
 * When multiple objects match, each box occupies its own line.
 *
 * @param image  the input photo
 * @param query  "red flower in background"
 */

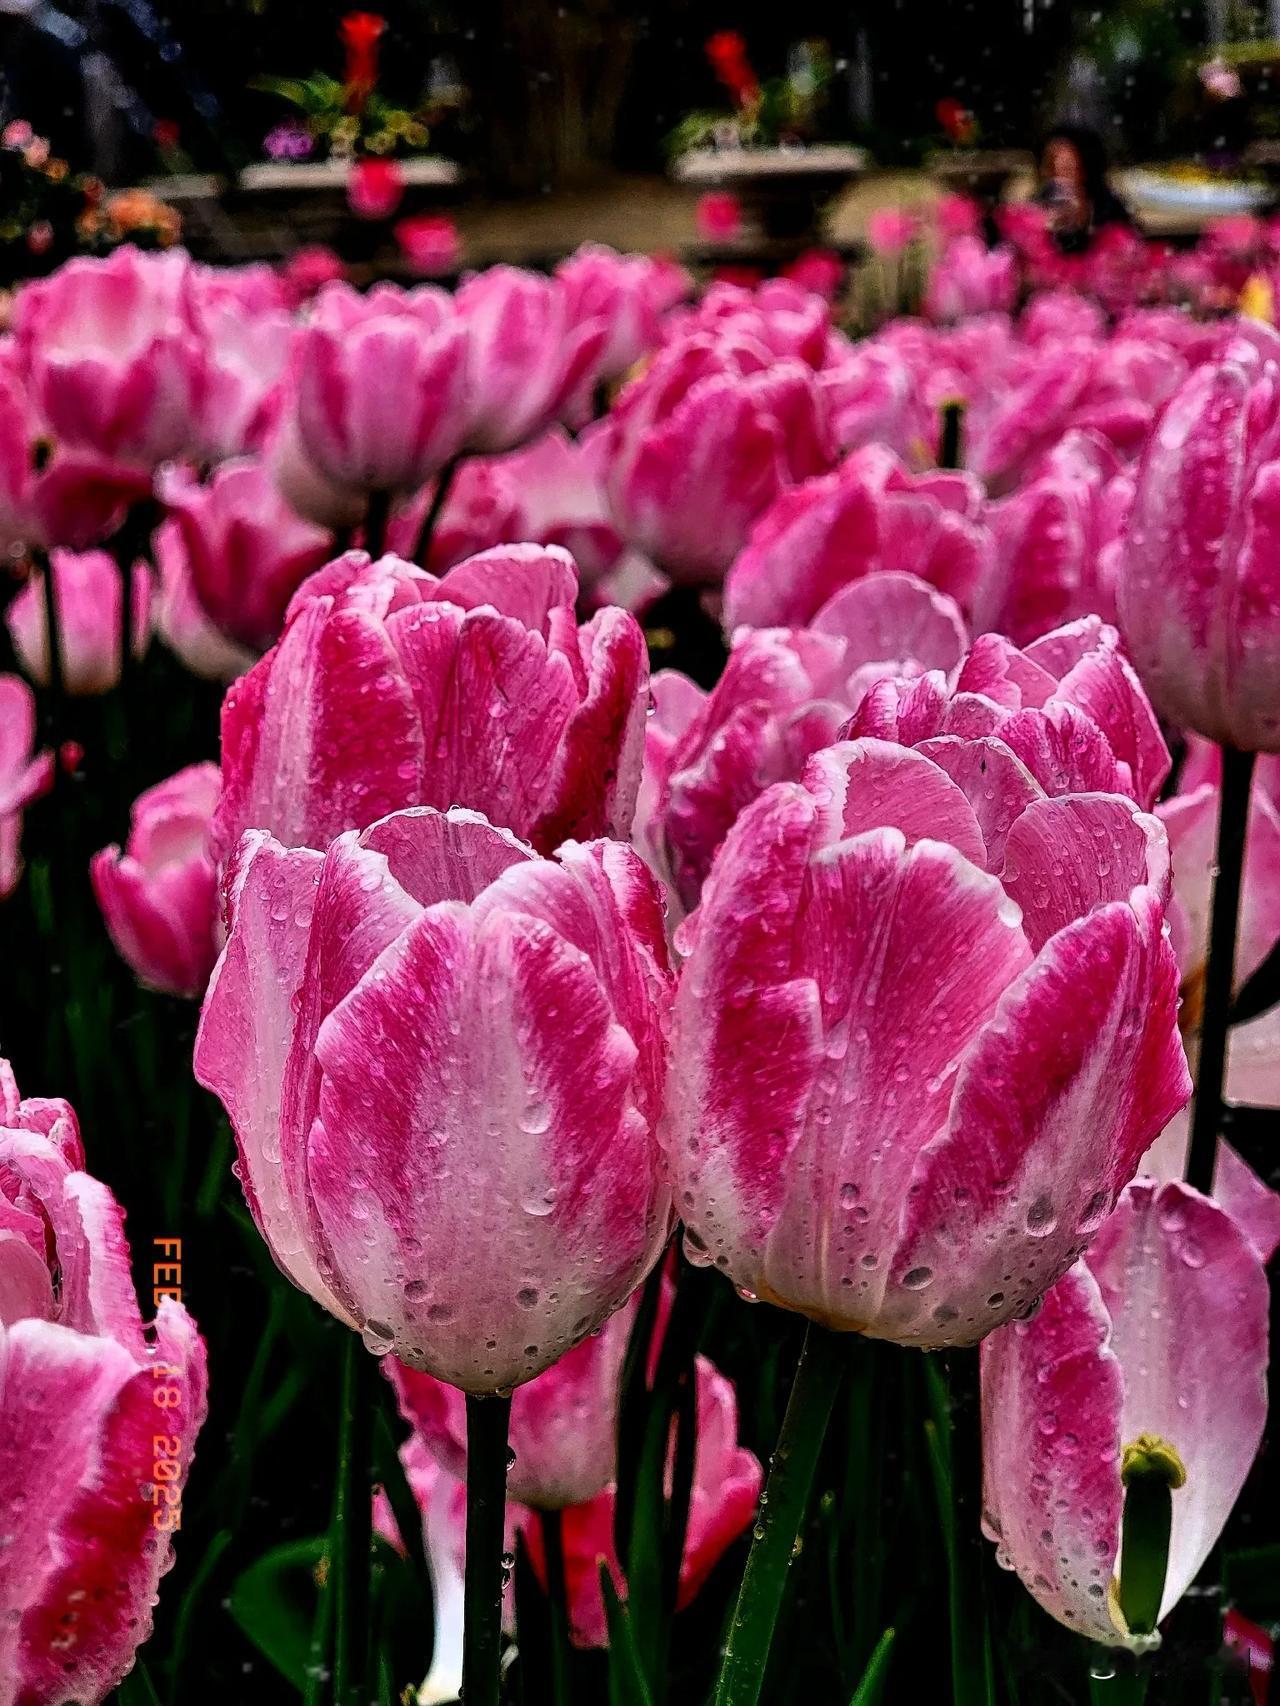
xmin=340 ymin=10 xmax=385 ymax=108
xmin=936 ymin=96 xmax=977 ymax=146
xmin=706 ymin=30 xmax=760 ymax=107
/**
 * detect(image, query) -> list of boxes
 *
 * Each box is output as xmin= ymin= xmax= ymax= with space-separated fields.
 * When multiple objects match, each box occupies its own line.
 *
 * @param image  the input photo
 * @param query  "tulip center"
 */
xmin=1114 ymin=1432 xmax=1187 ymax=1640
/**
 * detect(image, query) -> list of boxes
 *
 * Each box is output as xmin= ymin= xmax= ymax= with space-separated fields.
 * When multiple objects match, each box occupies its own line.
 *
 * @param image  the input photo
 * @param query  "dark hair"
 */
xmin=1041 ymin=123 xmax=1113 ymax=206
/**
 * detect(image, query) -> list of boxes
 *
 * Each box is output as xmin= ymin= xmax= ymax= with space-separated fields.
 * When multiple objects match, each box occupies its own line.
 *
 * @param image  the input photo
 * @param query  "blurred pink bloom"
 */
xmin=211 ymin=546 xmax=648 ymax=861
xmin=498 ymin=424 xmax=626 ymax=588
xmin=849 ymin=618 xmax=1171 ymax=810
xmin=605 ymin=331 xmax=833 ymax=583
xmin=1118 ymin=349 xmax=1280 ymax=749
xmin=696 ymin=192 xmax=742 ymax=242
xmin=278 ymin=245 xmax=348 ymax=310
xmin=523 ymin=1357 xmax=761 ymax=1646
xmin=982 ymin=1179 xmax=1268 ymax=1647
xmin=274 ymin=281 xmax=469 ymax=505
xmin=7 ymin=549 xmax=151 ymax=696
xmin=395 ymin=213 xmax=461 ymax=277
xmin=935 ymin=193 xmax=982 ymax=243
xmin=0 ymin=675 xmax=54 ymax=901
xmin=867 ymin=207 xmax=919 ymax=257
xmin=723 ymin=444 xmax=992 ymax=632
xmin=781 ymin=247 xmax=844 ymax=302
xmin=347 ymin=156 xmax=405 ymax=220
xmin=0 ymin=1060 xmax=207 ymax=1698
xmin=184 ymin=262 xmax=295 ymax=461
xmin=455 ymin=266 xmax=608 ymax=452
xmin=385 ymin=458 xmax=523 ymax=572
xmin=925 ymin=237 xmax=1018 ymax=324
xmin=155 ymin=459 xmax=332 ymax=658
xmin=91 ymin=763 xmax=221 ymax=998
xmin=667 ymin=736 xmax=1189 ymax=1345
xmin=557 ymin=243 xmax=691 ymax=382
xmin=195 ymin=807 xmax=673 ymax=1392
xmin=663 ymin=278 xmax=832 ymax=368
xmin=13 ymin=247 xmax=206 ymax=468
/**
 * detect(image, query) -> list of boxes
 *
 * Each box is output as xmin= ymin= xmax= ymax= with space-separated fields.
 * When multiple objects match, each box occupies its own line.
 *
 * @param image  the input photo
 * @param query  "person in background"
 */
xmin=1036 ymin=122 xmax=1132 ymax=254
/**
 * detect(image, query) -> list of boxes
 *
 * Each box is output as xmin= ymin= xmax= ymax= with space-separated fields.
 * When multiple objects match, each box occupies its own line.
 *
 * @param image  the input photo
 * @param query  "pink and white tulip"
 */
xmin=982 ymin=1179 xmax=1268 ymax=1648
xmin=0 ymin=675 xmax=54 ymax=900
xmin=211 ymin=545 xmax=648 ymax=861
xmin=0 ymin=1061 xmax=208 ymax=1703
xmin=556 ymin=242 xmax=690 ymax=383
xmin=184 ymin=262 xmax=295 ymax=461
xmin=925 ymin=238 xmax=1018 ymax=324
xmin=7 ymin=549 xmax=151 ymax=696
xmin=1117 ymin=351 xmax=1280 ymax=750
xmin=91 ymin=763 xmax=221 ymax=998
xmin=666 ymin=736 xmax=1190 ymax=1345
xmin=13 ymin=247 xmax=206 ymax=469
xmin=195 ymin=806 xmax=673 ymax=1391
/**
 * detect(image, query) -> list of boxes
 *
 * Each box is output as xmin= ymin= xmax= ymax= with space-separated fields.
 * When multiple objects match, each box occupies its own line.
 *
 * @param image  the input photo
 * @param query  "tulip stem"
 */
xmin=413 ymin=454 xmax=463 ymax=567
xmin=939 ymin=400 xmax=965 ymax=471
xmin=331 ymin=1335 xmax=374 ymax=1706
xmin=1186 ymin=744 xmax=1256 ymax=1196
xmin=364 ymin=489 xmax=393 ymax=560
xmin=711 ymin=1322 xmax=847 ymax=1706
xmin=539 ymin=1507 xmax=572 ymax=1706
xmin=38 ymin=553 xmax=66 ymax=746
xmin=463 ymin=1391 xmax=513 ymax=1706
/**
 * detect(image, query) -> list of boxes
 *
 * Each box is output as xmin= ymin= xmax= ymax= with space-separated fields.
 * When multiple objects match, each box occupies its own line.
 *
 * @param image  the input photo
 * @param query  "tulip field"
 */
xmin=1 ymin=221 xmax=1279 ymax=1706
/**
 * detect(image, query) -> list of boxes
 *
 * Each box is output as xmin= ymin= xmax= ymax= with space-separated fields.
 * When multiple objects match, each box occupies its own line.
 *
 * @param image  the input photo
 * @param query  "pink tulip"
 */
xmin=13 ymin=246 xmax=206 ymax=468
xmin=781 ymin=248 xmax=845 ymax=303
xmin=1117 ymin=352 xmax=1280 ymax=749
xmin=557 ymin=242 xmax=691 ymax=382
xmin=155 ymin=460 xmax=332 ymax=654
xmin=347 ymin=156 xmax=405 ymax=220
xmin=696 ymin=192 xmax=742 ymax=243
xmin=498 ymin=425 xmax=627 ymax=588
xmin=387 ymin=1288 xmax=643 ymax=1509
xmin=924 ymin=237 xmax=1018 ymax=324
xmin=211 ymin=545 xmax=648 ymax=861
xmin=385 ymin=456 xmax=524 ymax=571
xmin=523 ymin=1357 xmax=761 ymax=1647
xmin=722 ymin=445 xmax=992 ymax=633
xmin=0 ymin=1060 xmax=208 ymax=1700
xmin=456 ymin=266 xmax=608 ymax=452
xmin=935 ymin=193 xmax=982 ymax=243
xmin=867 ymin=207 xmax=919 ymax=257
xmin=666 ymin=736 xmax=1189 ymax=1345
xmin=982 ymin=1179 xmax=1268 ymax=1647
xmin=849 ymin=618 xmax=1171 ymax=810
xmin=1019 ymin=289 xmax=1106 ymax=346
xmin=643 ymin=579 xmax=968 ymax=912
xmin=184 ymin=262 xmax=295 ymax=460
xmin=7 ymin=549 xmax=151 ymax=696
xmin=90 ymin=763 xmax=221 ymax=998
xmin=817 ymin=343 xmax=915 ymax=458
xmin=278 ymin=244 xmax=348 ymax=309
xmin=605 ymin=332 xmax=833 ymax=583
xmin=276 ymin=281 xmax=469 ymax=503
xmin=663 ymin=279 xmax=831 ymax=369
xmin=0 ymin=675 xmax=54 ymax=900
xmin=983 ymin=429 xmax=1133 ymax=643
xmin=195 ymin=805 xmax=673 ymax=1391
xmin=395 ymin=214 xmax=462 ymax=278
xmin=0 ymin=356 xmax=150 ymax=552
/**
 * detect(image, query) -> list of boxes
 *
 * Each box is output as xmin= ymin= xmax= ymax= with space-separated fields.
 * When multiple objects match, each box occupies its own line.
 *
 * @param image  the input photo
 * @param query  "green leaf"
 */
xmin=601 ymin=1563 xmax=656 ymax=1706
xmin=113 ymin=1663 xmax=164 ymax=1706
xmin=848 ymin=1627 xmax=895 ymax=1706
xmin=228 ymin=1536 xmax=326 ymax=1691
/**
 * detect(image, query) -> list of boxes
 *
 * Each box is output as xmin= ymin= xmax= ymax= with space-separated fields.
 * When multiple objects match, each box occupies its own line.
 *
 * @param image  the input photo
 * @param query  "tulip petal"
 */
xmin=1001 ymin=794 xmax=1170 ymax=949
xmin=914 ymin=735 xmax=1043 ymax=871
xmin=803 ymin=739 xmax=988 ymax=868
xmin=980 ymin=1263 xmax=1125 ymax=1646
xmin=1085 ymin=1180 xmax=1269 ymax=1620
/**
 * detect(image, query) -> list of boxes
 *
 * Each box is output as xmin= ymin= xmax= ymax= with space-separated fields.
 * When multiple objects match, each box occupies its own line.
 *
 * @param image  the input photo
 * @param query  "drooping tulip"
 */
xmin=722 ymin=445 xmax=993 ymax=635
xmin=665 ymin=737 xmax=1190 ymax=1345
xmin=604 ymin=331 xmax=833 ymax=583
xmin=0 ymin=675 xmax=54 ymax=900
xmin=155 ymin=459 xmax=333 ymax=656
xmin=273 ymin=281 xmax=469 ymax=511
xmin=982 ymin=1179 xmax=1268 ymax=1648
xmin=90 ymin=763 xmax=221 ymax=998
xmin=194 ymin=806 xmax=673 ymax=1392
xmin=13 ymin=246 xmax=206 ymax=469
xmin=0 ymin=1061 xmax=208 ymax=1702
xmin=847 ymin=617 xmax=1171 ymax=810
xmin=211 ymin=545 xmax=646 ymax=863
xmin=640 ymin=577 xmax=969 ymax=913
xmin=1117 ymin=351 xmax=1280 ymax=749
xmin=6 ymin=549 xmax=151 ymax=696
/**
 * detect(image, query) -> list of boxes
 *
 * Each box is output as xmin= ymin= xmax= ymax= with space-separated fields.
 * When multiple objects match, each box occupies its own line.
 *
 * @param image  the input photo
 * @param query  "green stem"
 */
xmin=331 ymin=1336 xmax=374 ymax=1706
xmin=1087 ymin=1650 xmax=1150 ymax=1706
xmin=712 ymin=1322 xmax=847 ymax=1706
xmin=463 ymin=1392 xmax=513 ymax=1706
xmin=413 ymin=454 xmax=463 ymax=567
xmin=38 ymin=553 xmax=66 ymax=743
xmin=939 ymin=399 xmax=965 ymax=471
xmin=540 ymin=1506 xmax=572 ymax=1706
xmin=364 ymin=488 xmax=393 ymax=560
xmin=1186 ymin=744 xmax=1256 ymax=1195
xmin=939 ymin=1348 xmax=994 ymax=1706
